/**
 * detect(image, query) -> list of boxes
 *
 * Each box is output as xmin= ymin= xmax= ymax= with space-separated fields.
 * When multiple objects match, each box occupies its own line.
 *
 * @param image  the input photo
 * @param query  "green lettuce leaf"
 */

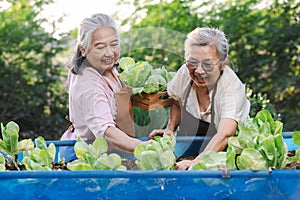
xmin=292 ymin=131 xmax=300 ymax=146
xmin=237 ymin=148 xmax=268 ymax=170
xmin=119 ymin=57 xmax=135 ymax=71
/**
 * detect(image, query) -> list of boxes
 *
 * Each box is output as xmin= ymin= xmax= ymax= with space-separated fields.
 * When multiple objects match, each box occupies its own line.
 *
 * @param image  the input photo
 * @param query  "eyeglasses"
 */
xmin=185 ymin=59 xmax=220 ymax=72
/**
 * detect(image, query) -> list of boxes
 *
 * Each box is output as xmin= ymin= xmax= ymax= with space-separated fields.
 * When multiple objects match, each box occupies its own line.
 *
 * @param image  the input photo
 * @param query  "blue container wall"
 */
xmin=0 ymin=170 xmax=299 ymax=200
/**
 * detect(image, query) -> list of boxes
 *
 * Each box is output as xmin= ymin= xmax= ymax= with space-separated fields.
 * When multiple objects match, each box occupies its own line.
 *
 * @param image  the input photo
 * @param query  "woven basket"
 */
xmin=132 ymin=91 xmax=173 ymax=110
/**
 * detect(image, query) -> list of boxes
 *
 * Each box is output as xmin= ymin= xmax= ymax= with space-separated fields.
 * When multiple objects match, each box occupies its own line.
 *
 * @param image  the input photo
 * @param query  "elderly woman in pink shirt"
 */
xmin=61 ymin=13 xmax=147 ymax=156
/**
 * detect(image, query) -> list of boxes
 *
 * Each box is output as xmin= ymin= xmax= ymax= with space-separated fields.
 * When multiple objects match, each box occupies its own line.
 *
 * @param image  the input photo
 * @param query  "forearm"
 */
xmin=192 ymin=134 xmax=225 ymax=162
xmin=104 ymin=126 xmax=142 ymax=152
xmin=166 ymin=101 xmax=181 ymax=132
xmin=194 ymin=118 xmax=238 ymax=162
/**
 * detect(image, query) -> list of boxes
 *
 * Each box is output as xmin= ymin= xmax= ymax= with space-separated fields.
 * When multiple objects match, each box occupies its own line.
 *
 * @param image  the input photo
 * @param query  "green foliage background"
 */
xmin=0 ymin=0 xmax=69 ymax=139
xmin=0 ymin=0 xmax=299 ymax=139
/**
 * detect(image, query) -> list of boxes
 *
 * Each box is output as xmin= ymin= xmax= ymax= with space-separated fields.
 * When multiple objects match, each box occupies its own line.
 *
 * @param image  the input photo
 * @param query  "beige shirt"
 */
xmin=167 ymin=65 xmax=250 ymax=130
xmin=68 ymin=64 xmax=121 ymax=141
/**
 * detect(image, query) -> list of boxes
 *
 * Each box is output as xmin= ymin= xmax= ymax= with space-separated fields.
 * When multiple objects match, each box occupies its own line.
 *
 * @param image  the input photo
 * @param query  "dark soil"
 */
xmin=53 ymin=163 xmax=68 ymax=170
xmin=122 ymin=159 xmax=139 ymax=170
xmin=283 ymin=150 xmax=300 ymax=170
xmin=4 ymin=156 xmax=68 ymax=171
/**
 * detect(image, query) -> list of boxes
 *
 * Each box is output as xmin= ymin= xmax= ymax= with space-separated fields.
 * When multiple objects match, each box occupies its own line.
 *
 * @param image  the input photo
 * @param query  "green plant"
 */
xmin=190 ymin=151 xmax=227 ymax=170
xmin=292 ymin=131 xmax=300 ymax=146
xmin=192 ymin=110 xmax=288 ymax=170
xmin=67 ymin=137 xmax=126 ymax=170
xmin=0 ymin=121 xmax=59 ymax=171
xmin=119 ymin=57 xmax=175 ymax=95
xmin=286 ymin=131 xmax=300 ymax=164
xmin=134 ymin=134 xmax=176 ymax=170
xmin=0 ymin=121 xmax=34 ymax=170
xmin=0 ymin=0 xmax=68 ymax=140
xmin=21 ymin=136 xmax=56 ymax=170
xmin=0 ymin=154 xmax=5 ymax=171
xmin=0 ymin=121 xmax=126 ymax=171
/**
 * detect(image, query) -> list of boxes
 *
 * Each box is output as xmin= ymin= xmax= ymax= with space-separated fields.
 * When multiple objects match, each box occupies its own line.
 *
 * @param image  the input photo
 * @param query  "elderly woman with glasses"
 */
xmin=150 ymin=27 xmax=250 ymax=170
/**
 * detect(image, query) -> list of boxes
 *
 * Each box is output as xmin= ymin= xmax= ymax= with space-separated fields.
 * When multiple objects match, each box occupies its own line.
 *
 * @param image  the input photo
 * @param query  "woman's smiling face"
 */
xmin=185 ymin=45 xmax=225 ymax=89
xmin=82 ymin=26 xmax=120 ymax=73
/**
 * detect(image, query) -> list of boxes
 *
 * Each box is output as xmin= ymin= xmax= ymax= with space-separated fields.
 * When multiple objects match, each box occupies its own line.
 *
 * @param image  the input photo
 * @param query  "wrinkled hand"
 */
xmin=148 ymin=129 xmax=173 ymax=140
xmin=176 ymin=160 xmax=197 ymax=170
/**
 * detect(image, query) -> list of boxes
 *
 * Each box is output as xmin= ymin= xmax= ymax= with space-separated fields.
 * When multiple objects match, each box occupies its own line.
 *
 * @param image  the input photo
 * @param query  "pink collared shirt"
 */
xmin=68 ymin=66 xmax=121 ymax=141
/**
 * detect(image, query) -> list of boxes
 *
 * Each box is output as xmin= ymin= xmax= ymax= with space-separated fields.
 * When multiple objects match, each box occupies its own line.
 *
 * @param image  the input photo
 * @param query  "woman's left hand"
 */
xmin=148 ymin=129 xmax=173 ymax=140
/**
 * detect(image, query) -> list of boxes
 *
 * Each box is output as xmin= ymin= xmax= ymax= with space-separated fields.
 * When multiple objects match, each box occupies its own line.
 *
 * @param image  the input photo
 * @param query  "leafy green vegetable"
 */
xmin=286 ymin=131 xmax=300 ymax=164
xmin=292 ymin=131 xmax=300 ymax=146
xmin=190 ymin=110 xmax=288 ymax=171
xmin=229 ymin=110 xmax=287 ymax=170
xmin=119 ymin=57 xmax=135 ymax=71
xmin=0 ymin=121 xmax=34 ymax=170
xmin=21 ymin=136 xmax=56 ymax=170
xmin=191 ymin=151 xmax=227 ymax=170
xmin=134 ymin=134 xmax=176 ymax=170
xmin=67 ymin=137 xmax=126 ymax=170
xmin=226 ymin=146 xmax=237 ymax=170
xmin=120 ymin=61 xmax=152 ymax=89
xmin=236 ymin=148 xmax=268 ymax=170
xmin=0 ymin=121 xmax=20 ymax=156
xmin=143 ymin=74 xmax=167 ymax=94
xmin=0 ymin=154 xmax=5 ymax=171
xmin=119 ymin=57 xmax=175 ymax=95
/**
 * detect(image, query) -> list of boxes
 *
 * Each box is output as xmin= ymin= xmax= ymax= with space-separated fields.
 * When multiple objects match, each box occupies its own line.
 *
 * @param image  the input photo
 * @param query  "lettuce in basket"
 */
xmin=119 ymin=57 xmax=135 ymax=71
xmin=143 ymin=74 xmax=167 ymax=94
xmin=120 ymin=60 xmax=152 ymax=89
xmin=119 ymin=57 xmax=175 ymax=95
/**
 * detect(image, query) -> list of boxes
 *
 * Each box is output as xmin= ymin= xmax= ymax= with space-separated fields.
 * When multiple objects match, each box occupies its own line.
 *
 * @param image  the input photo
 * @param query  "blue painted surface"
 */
xmin=0 ymin=169 xmax=299 ymax=200
xmin=0 ymin=132 xmax=299 ymax=200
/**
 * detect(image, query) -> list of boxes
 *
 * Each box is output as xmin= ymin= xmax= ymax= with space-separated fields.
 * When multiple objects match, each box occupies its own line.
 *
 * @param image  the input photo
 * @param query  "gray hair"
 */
xmin=70 ymin=13 xmax=120 ymax=74
xmin=184 ymin=27 xmax=229 ymax=63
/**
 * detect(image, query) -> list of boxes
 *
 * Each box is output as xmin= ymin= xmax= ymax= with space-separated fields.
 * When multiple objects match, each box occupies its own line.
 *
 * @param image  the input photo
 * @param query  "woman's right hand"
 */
xmin=148 ymin=129 xmax=173 ymax=140
xmin=176 ymin=159 xmax=197 ymax=170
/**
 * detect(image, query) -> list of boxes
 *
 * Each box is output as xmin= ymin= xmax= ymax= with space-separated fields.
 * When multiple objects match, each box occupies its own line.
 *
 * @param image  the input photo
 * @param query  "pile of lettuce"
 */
xmin=191 ymin=110 xmax=290 ymax=170
xmin=119 ymin=57 xmax=175 ymax=95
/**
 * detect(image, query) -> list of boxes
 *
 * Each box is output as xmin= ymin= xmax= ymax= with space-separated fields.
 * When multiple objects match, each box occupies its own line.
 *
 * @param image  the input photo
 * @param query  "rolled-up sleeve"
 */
xmin=81 ymin=84 xmax=116 ymax=138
